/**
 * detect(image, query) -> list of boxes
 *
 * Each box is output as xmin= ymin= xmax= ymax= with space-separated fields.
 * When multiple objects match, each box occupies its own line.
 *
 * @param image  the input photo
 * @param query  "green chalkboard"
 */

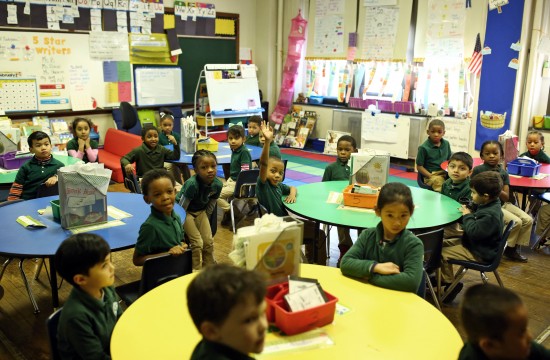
xmin=178 ymin=37 xmax=237 ymax=104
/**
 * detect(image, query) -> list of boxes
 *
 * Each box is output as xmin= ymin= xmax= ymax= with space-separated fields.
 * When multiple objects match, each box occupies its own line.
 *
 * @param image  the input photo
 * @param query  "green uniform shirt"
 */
xmin=159 ymin=131 xmax=181 ymax=146
xmin=245 ymin=134 xmax=261 ymax=146
xmin=229 ymin=145 xmax=252 ymax=181
xmin=135 ymin=206 xmax=184 ymax=256
xmin=471 ymin=163 xmax=510 ymax=186
xmin=340 ymin=222 xmax=424 ymax=293
xmin=416 ymin=138 xmax=452 ymax=173
xmin=57 ymin=286 xmax=122 ymax=360
xmin=13 ymin=155 xmax=64 ymax=200
xmin=191 ymin=339 xmax=255 ymax=360
xmin=520 ymin=150 xmax=550 ymax=164
xmin=322 ymin=160 xmax=350 ymax=181
xmin=176 ymin=175 xmax=222 ymax=213
xmin=441 ymin=178 xmax=471 ymax=202
xmin=256 ymin=177 xmax=291 ymax=217
xmin=66 ymin=138 xmax=99 ymax=163
xmin=461 ymin=199 xmax=504 ymax=263
xmin=268 ymin=141 xmax=282 ymax=158
xmin=121 ymin=143 xmax=180 ymax=177
xmin=458 ymin=341 xmax=550 ymax=360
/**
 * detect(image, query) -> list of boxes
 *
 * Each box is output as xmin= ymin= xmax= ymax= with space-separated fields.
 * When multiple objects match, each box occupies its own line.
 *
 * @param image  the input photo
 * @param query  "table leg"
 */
xmin=313 ymin=221 xmax=320 ymax=264
xmin=49 ymin=257 xmax=59 ymax=309
xmin=177 ymin=164 xmax=191 ymax=181
xmin=521 ymin=189 xmax=529 ymax=211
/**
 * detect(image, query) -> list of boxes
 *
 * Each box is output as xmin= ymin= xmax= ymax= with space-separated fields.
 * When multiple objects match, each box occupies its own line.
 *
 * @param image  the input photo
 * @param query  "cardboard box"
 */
xmin=196 ymin=138 xmax=219 ymax=152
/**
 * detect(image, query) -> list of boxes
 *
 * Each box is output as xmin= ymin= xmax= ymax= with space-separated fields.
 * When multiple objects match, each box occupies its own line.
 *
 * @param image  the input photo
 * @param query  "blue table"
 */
xmin=0 ymin=192 xmax=186 ymax=309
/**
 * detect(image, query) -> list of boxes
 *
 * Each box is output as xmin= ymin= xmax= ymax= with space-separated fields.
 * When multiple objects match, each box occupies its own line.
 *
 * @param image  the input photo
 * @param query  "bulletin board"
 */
xmin=134 ymin=67 xmax=183 ymax=106
xmin=0 ymin=31 xmax=132 ymax=112
xmin=361 ymin=112 xmax=411 ymax=158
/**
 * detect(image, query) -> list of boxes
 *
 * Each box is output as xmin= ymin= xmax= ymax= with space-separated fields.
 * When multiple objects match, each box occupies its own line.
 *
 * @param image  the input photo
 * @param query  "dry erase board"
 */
xmin=134 ymin=67 xmax=183 ymax=106
xmin=204 ymin=64 xmax=261 ymax=112
xmin=361 ymin=113 xmax=411 ymax=159
xmin=0 ymin=31 xmax=128 ymax=112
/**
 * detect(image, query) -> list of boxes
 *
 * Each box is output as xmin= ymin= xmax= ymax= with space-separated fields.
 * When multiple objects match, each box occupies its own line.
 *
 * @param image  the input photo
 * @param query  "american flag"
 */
xmin=468 ymin=33 xmax=483 ymax=76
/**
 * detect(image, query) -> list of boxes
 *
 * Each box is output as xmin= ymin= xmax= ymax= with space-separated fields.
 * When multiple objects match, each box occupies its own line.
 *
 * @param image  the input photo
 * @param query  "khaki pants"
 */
xmin=502 ymin=202 xmax=533 ymax=247
xmin=184 ymin=210 xmax=215 ymax=270
xmin=443 ymin=222 xmax=463 ymax=239
xmin=424 ymin=170 xmax=446 ymax=192
xmin=536 ymin=204 xmax=550 ymax=236
xmin=217 ymin=178 xmax=236 ymax=212
xmin=440 ymin=238 xmax=477 ymax=283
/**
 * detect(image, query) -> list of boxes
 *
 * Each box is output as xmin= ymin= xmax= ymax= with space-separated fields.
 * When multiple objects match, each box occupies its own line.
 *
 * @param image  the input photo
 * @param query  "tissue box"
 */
xmin=507 ymin=158 xmax=541 ymax=177
xmin=342 ymin=184 xmax=379 ymax=209
xmin=196 ymin=138 xmax=219 ymax=152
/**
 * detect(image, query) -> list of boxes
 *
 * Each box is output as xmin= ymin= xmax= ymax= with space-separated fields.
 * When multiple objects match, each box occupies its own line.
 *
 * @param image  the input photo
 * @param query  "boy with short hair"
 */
xmin=218 ymin=125 xmax=252 ymax=227
xmin=459 ymin=284 xmax=550 ymax=360
xmin=8 ymin=131 xmax=64 ymax=201
xmin=440 ymin=171 xmax=504 ymax=304
xmin=416 ymin=119 xmax=452 ymax=192
xmin=55 ymin=233 xmax=122 ymax=360
xmin=245 ymin=115 xmax=262 ymax=146
xmin=187 ymin=264 xmax=267 ymax=359
xmin=322 ymin=135 xmax=357 ymax=266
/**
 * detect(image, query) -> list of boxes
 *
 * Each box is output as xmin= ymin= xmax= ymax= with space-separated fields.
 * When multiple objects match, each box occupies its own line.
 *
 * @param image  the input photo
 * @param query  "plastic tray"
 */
xmin=342 ymin=184 xmax=379 ymax=209
xmin=0 ymin=151 xmax=32 ymax=170
xmin=196 ymin=138 xmax=219 ymax=152
xmin=507 ymin=158 xmax=541 ymax=177
xmin=308 ymin=95 xmax=324 ymax=105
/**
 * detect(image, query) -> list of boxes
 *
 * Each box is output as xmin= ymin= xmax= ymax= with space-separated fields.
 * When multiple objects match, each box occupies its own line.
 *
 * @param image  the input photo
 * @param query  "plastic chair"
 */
xmin=529 ymin=192 xmax=550 ymax=250
xmin=230 ymin=169 xmax=261 ymax=233
xmin=46 ymin=308 xmax=63 ymax=360
xmin=116 ymin=250 xmax=192 ymax=306
xmin=0 ymin=199 xmax=41 ymax=314
xmin=120 ymin=102 xmax=139 ymax=132
xmin=123 ymin=173 xmax=142 ymax=194
xmin=415 ymin=228 xmax=444 ymax=310
xmin=441 ymin=221 xmax=514 ymax=302
xmin=416 ymin=172 xmax=433 ymax=190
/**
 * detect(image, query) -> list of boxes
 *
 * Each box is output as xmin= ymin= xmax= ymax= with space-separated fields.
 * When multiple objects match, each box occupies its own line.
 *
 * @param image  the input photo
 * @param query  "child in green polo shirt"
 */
xmin=245 ymin=115 xmax=262 ymax=146
xmin=8 ymin=131 xmax=64 ymax=201
xmin=133 ymin=169 xmax=187 ymax=266
xmin=218 ymin=125 xmax=252 ymax=227
xmin=157 ymin=108 xmax=184 ymax=184
xmin=520 ymin=130 xmax=550 ymax=163
xmin=176 ymin=150 xmax=223 ymax=270
xmin=416 ymin=119 xmax=452 ymax=192
xmin=55 ymin=233 xmax=122 ymax=359
xmin=322 ymin=134 xmax=357 ymax=266
xmin=187 ymin=264 xmax=267 ymax=359
xmin=66 ymin=117 xmax=98 ymax=163
xmin=121 ymin=124 xmax=180 ymax=179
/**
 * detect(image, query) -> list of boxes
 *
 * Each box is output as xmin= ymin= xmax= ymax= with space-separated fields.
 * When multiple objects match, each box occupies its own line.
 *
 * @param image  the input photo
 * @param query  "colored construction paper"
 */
xmin=118 ymin=81 xmax=132 ymax=102
xmin=107 ymin=82 xmax=118 ymax=103
xmin=117 ymin=61 xmax=131 ymax=82
xmin=103 ymin=62 xmax=118 ymax=82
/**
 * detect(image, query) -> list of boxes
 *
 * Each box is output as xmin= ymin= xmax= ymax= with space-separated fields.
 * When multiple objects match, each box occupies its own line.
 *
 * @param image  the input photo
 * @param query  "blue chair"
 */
xmin=417 ymin=172 xmax=433 ymax=190
xmin=230 ymin=169 xmax=261 ymax=233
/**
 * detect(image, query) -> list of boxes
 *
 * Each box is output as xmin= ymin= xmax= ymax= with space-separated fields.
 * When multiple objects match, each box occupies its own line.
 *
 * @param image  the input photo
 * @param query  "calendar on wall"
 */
xmin=0 ymin=78 xmax=38 ymax=112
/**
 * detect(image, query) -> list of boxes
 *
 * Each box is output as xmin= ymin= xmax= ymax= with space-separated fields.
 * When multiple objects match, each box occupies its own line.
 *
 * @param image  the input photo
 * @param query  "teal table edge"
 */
xmin=0 ymin=154 xmax=82 ymax=184
xmin=283 ymin=180 xmax=462 ymax=230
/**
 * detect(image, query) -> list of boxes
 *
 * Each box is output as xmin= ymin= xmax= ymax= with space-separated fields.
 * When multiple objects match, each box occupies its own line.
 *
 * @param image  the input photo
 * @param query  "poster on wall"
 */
xmin=361 ymin=6 xmax=399 ymax=60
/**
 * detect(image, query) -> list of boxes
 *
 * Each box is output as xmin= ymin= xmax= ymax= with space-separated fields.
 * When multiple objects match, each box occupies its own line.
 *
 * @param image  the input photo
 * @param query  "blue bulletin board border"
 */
xmin=475 ymin=0 xmax=525 ymax=149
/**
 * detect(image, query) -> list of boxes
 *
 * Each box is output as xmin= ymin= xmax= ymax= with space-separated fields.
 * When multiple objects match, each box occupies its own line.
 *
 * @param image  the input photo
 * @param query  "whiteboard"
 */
xmin=361 ymin=112 xmax=411 ymax=159
xmin=204 ymin=64 xmax=261 ymax=113
xmin=134 ymin=67 xmax=183 ymax=106
xmin=439 ymin=117 xmax=471 ymax=153
xmin=0 ymin=31 xmax=128 ymax=112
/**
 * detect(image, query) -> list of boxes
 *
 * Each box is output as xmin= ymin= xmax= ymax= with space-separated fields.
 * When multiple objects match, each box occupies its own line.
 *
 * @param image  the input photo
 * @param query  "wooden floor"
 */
xmin=0 ymin=182 xmax=549 ymax=359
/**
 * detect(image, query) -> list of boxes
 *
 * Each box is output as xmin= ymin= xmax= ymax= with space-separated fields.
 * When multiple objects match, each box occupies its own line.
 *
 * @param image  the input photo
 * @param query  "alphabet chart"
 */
xmin=0 ymin=78 xmax=38 ymax=112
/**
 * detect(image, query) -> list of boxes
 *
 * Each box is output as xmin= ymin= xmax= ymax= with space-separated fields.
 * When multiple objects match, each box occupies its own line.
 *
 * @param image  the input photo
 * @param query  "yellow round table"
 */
xmin=111 ymin=265 xmax=463 ymax=360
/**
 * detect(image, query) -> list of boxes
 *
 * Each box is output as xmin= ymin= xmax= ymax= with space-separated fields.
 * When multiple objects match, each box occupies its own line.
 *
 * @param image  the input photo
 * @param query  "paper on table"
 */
xmin=261 ymin=329 xmax=334 ymax=356
xmin=532 ymin=173 xmax=549 ymax=180
xmin=107 ymin=206 xmax=133 ymax=220
xmin=337 ymin=205 xmax=375 ymax=213
xmin=17 ymin=216 xmax=46 ymax=228
xmin=69 ymin=220 xmax=125 ymax=234
xmin=326 ymin=191 xmax=343 ymax=204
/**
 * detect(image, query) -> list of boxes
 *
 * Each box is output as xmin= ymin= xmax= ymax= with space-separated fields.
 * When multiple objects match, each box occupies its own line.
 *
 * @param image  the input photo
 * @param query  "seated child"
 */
xmin=257 ymin=121 xmax=327 ymax=264
xmin=340 ymin=182 xmax=424 ymax=293
xmin=157 ymin=107 xmax=183 ymax=183
xmin=8 ymin=131 xmax=64 ymax=201
xmin=55 ymin=233 xmax=122 ymax=359
xmin=176 ymin=150 xmax=222 ymax=270
xmin=472 ymin=140 xmax=532 ymax=262
xmin=459 ymin=284 xmax=550 ymax=360
xmin=322 ymin=135 xmax=357 ymax=265
xmin=133 ymin=169 xmax=187 ymax=266
xmin=245 ymin=115 xmax=262 ymax=146
xmin=259 ymin=128 xmax=282 ymax=159
xmin=520 ymin=130 xmax=550 ymax=163
xmin=416 ymin=119 xmax=452 ymax=192
xmin=187 ymin=264 xmax=267 ymax=360
xmin=441 ymin=152 xmax=474 ymax=239
xmin=217 ymin=125 xmax=252 ymax=227
xmin=66 ymin=117 xmax=98 ymax=163
xmin=440 ymin=171 xmax=504 ymax=303
xmin=121 ymin=124 xmax=181 ymax=179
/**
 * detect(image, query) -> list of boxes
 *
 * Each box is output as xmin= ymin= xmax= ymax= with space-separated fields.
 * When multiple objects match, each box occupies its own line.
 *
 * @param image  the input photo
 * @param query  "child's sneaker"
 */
xmin=503 ymin=246 xmax=528 ymax=262
xmin=443 ymin=282 xmax=464 ymax=304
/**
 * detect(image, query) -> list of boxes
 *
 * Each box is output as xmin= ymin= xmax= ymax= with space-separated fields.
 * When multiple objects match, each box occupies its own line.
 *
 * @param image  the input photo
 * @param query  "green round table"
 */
xmin=0 ymin=154 xmax=82 ymax=184
xmin=284 ymin=181 xmax=462 ymax=230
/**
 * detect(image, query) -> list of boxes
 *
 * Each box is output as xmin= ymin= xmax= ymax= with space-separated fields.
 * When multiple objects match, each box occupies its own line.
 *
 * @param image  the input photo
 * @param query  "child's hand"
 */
xmin=284 ymin=194 xmax=296 ymax=203
xmin=260 ymin=121 xmax=273 ymax=143
xmin=167 ymin=134 xmax=176 ymax=145
xmin=45 ymin=175 xmax=58 ymax=187
xmin=373 ymin=262 xmax=400 ymax=275
xmin=460 ymin=205 xmax=471 ymax=215
xmin=168 ymin=244 xmax=186 ymax=255
xmin=85 ymin=137 xmax=91 ymax=148
xmin=124 ymin=164 xmax=134 ymax=176
xmin=78 ymin=138 xmax=86 ymax=150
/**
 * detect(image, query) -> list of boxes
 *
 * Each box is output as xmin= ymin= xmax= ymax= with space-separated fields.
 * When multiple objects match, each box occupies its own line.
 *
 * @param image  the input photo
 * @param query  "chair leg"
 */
xmin=532 ymin=222 xmax=550 ymax=250
xmin=493 ymin=270 xmax=504 ymax=287
xmin=0 ymin=257 xmax=14 ymax=282
xmin=441 ymin=266 xmax=467 ymax=302
xmin=230 ymin=200 xmax=236 ymax=234
xmin=18 ymin=259 xmax=40 ymax=314
xmin=34 ymin=259 xmax=45 ymax=280
xmin=323 ymin=224 xmax=330 ymax=259
xmin=424 ymin=270 xmax=441 ymax=311
xmin=480 ymin=272 xmax=489 ymax=284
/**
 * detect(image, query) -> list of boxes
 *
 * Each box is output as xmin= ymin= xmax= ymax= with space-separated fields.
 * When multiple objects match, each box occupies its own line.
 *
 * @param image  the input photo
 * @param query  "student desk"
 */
xmin=283 ymin=181 xmax=462 ymax=230
xmin=110 ymin=264 xmax=463 ymax=360
xmin=167 ymin=143 xmax=263 ymax=180
xmin=442 ymin=158 xmax=550 ymax=210
xmin=0 ymin=192 xmax=185 ymax=309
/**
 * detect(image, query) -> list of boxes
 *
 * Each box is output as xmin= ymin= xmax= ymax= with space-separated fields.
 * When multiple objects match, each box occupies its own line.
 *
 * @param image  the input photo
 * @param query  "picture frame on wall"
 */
xmin=324 ymin=130 xmax=351 ymax=155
